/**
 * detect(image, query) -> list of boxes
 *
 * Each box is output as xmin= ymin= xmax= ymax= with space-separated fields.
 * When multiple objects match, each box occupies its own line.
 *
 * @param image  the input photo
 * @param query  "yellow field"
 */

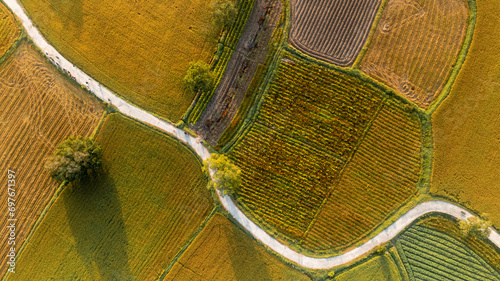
xmin=7 ymin=114 xmax=213 ymax=280
xmin=0 ymin=3 xmax=20 ymax=58
xmin=430 ymin=0 xmax=500 ymax=228
xmin=335 ymin=251 xmax=403 ymax=281
xmin=20 ymin=0 xmax=219 ymax=121
xmin=165 ymin=213 xmax=311 ymax=281
xmin=359 ymin=0 xmax=469 ymax=109
xmin=0 ymin=40 xmax=104 ymax=274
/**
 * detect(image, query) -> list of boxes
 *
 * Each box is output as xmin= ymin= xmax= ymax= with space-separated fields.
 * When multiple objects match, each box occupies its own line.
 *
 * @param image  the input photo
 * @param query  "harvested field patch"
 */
xmin=0 ymin=40 xmax=103 ymax=275
xmin=7 ymin=114 xmax=212 ymax=280
xmin=0 ymin=3 xmax=20 ymax=58
xmin=335 ymin=251 xmax=402 ymax=281
xmin=359 ymin=0 xmax=470 ymax=108
xmin=229 ymin=51 xmax=423 ymax=250
xmin=303 ymin=99 xmax=422 ymax=252
xmin=430 ymin=0 xmax=500 ymax=229
xmin=165 ymin=213 xmax=311 ymax=281
xmin=289 ymin=0 xmax=382 ymax=66
xmin=20 ymin=0 xmax=220 ymax=121
xmin=419 ymin=216 xmax=500 ymax=272
xmin=396 ymin=225 xmax=500 ymax=281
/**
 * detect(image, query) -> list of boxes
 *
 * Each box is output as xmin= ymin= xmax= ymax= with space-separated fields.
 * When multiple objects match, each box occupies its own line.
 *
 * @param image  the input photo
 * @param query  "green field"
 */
xmin=229 ymin=49 xmax=423 ymax=252
xmin=397 ymin=225 xmax=500 ymax=281
xmin=7 ymin=114 xmax=212 ymax=280
xmin=165 ymin=213 xmax=311 ymax=281
xmin=335 ymin=251 xmax=403 ymax=281
xmin=430 ymin=0 xmax=500 ymax=228
xmin=19 ymin=0 xmax=219 ymax=121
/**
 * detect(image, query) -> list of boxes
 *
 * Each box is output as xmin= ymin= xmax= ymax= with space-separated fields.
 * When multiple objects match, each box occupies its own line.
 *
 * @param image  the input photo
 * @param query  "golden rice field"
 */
xmin=302 ymin=99 xmax=422 ymax=252
xmin=430 ymin=0 xmax=500 ymax=228
xmin=359 ymin=0 xmax=469 ymax=108
xmin=0 ymin=40 xmax=104 ymax=275
xmin=7 ymin=114 xmax=213 ymax=280
xmin=0 ymin=3 xmax=20 ymax=58
xmin=165 ymin=213 xmax=311 ymax=281
xmin=20 ymin=0 xmax=219 ymax=121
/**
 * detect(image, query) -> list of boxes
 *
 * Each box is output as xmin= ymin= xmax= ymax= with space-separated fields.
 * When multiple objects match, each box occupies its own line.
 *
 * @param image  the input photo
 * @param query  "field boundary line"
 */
xmin=1 ymin=181 xmax=67 ymax=281
xmin=158 ymin=208 xmax=217 ymax=281
xmin=6 ymin=0 xmax=500 ymax=271
xmin=425 ymin=0 xmax=477 ymax=114
xmin=351 ymin=0 xmax=389 ymax=69
xmin=299 ymin=98 xmax=388 ymax=245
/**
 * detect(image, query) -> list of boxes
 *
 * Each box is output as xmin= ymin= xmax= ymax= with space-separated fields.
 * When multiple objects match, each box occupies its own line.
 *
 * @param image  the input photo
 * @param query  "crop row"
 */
xmin=398 ymin=226 xmax=500 ymax=281
xmin=188 ymin=0 xmax=255 ymax=124
xmin=289 ymin=0 xmax=382 ymax=66
xmin=230 ymin=52 xmax=391 ymax=243
xmin=302 ymin=99 xmax=422 ymax=251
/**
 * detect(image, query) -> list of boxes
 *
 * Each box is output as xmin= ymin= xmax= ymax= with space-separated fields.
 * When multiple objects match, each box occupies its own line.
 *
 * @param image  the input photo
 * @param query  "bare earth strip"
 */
xmin=289 ymin=0 xmax=382 ymax=66
xmin=4 ymin=0 xmax=499 ymax=271
xmin=0 ymin=41 xmax=103 ymax=274
xmin=359 ymin=0 xmax=469 ymax=108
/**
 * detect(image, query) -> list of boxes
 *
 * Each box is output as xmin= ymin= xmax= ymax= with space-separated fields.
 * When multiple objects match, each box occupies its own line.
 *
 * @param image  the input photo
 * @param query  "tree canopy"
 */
xmin=184 ymin=61 xmax=216 ymax=94
xmin=212 ymin=0 xmax=237 ymax=27
xmin=203 ymin=153 xmax=241 ymax=196
xmin=45 ymin=136 xmax=102 ymax=183
xmin=459 ymin=216 xmax=492 ymax=239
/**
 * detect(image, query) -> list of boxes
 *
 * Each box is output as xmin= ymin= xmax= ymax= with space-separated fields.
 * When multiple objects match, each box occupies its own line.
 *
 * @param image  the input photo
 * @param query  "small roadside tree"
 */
xmin=45 ymin=136 xmax=102 ymax=183
xmin=184 ymin=61 xmax=216 ymax=94
xmin=212 ymin=0 xmax=237 ymax=28
xmin=203 ymin=153 xmax=241 ymax=196
xmin=459 ymin=216 xmax=492 ymax=239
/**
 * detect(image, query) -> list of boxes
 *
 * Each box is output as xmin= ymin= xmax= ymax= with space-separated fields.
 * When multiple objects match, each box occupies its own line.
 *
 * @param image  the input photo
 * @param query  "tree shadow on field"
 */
xmin=64 ymin=172 xmax=133 ymax=280
xmin=225 ymin=224 xmax=272 ymax=281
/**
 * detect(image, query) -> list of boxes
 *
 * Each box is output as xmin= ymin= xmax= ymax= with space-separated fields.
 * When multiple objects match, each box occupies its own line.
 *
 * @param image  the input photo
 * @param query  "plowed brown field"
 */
xmin=359 ymin=0 xmax=469 ymax=108
xmin=289 ymin=0 xmax=382 ymax=66
xmin=0 ymin=41 xmax=103 ymax=274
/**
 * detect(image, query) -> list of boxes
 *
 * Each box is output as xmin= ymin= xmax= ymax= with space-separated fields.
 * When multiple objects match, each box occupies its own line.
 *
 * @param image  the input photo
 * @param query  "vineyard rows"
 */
xmin=289 ymin=0 xmax=382 ymax=66
xmin=360 ymin=0 xmax=469 ymax=108
xmin=0 ymin=41 xmax=103 ymax=274
xmin=303 ymin=98 xmax=422 ymax=252
xmin=230 ymin=51 xmax=424 ymax=247
xmin=397 ymin=226 xmax=500 ymax=281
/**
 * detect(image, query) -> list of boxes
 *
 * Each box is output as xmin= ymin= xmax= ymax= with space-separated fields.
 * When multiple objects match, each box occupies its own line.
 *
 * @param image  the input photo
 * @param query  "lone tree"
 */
xmin=184 ymin=61 xmax=216 ymax=93
xmin=45 ymin=136 xmax=102 ymax=183
xmin=459 ymin=216 xmax=492 ymax=239
xmin=203 ymin=153 xmax=241 ymax=196
xmin=212 ymin=0 xmax=237 ymax=27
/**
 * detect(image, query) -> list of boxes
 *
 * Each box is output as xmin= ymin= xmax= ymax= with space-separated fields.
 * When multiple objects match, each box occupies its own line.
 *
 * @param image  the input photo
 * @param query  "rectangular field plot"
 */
xmin=0 ymin=41 xmax=104 ymax=275
xmin=397 ymin=225 xmax=500 ymax=281
xmin=302 ymin=99 xmax=422 ymax=252
xmin=335 ymin=251 xmax=403 ymax=281
xmin=359 ymin=0 xmax=470 ymax=108
xmin=165 ymin=213 xmax=311 ymax=281
xmin=230 ymin=51 xmax=387 ymax=243
xmin=289 ymin=0 xmax=382 ymax=66
xmin=20 ymin=0 xmax=220 ymax=121
xmin=7 ymin=114 xmax=213 ymax=280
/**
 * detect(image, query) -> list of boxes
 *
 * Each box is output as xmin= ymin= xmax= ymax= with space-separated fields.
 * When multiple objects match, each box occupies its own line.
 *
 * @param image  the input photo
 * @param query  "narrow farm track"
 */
xmin=4 ymin=0 xmax=500 ymax=271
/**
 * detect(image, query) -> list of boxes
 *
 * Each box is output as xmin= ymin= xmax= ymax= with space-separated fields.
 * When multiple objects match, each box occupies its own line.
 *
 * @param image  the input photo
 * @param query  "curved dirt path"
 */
xmin=5 ymin=0 xmax=499 ymax=270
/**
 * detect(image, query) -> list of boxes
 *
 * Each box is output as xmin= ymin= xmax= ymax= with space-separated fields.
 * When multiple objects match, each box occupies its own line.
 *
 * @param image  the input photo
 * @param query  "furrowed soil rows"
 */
xmin=0 ymin=40 xmax=104 ymax=274
xmin=0 ymin=3 xmax=20 ymax=58
xmin=7 ymin=114 xmax=213 ymax=280
xmin=229 ymin=50 xmax=422 ymax=246
xmin=359 ymin=0 xmax=469 ymax=109
xmin=165 ymin=213 xmax=311 ymax=281
xmin=302 ymin=99 xmax=422 ymax=252
xmin=397 ymin=225 xmax=500 ymax=281
xmin=289 ymin=0 xmax=382 ymax=66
